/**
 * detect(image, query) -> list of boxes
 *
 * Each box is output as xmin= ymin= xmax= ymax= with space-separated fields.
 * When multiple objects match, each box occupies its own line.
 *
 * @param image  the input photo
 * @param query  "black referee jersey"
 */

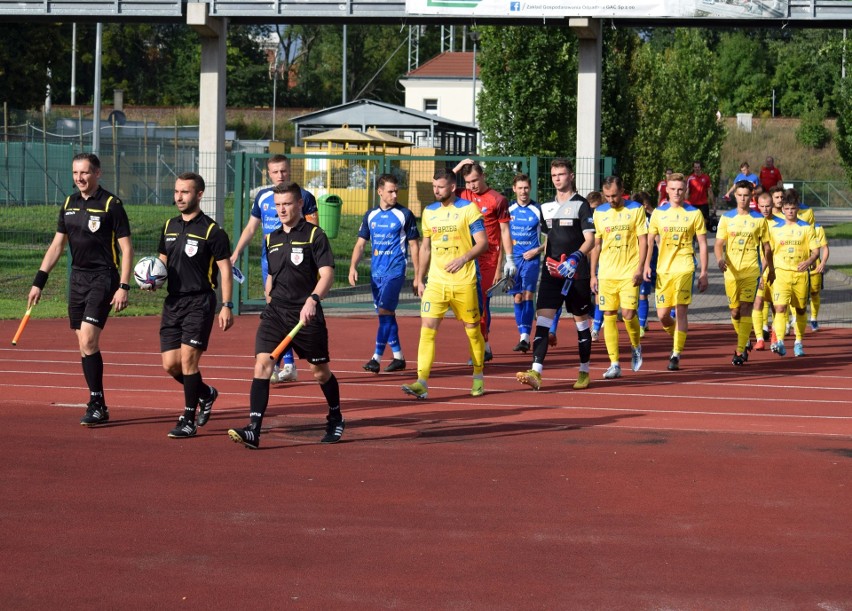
xmin=57 ymin=186 xmax=131 ymax=271
xmin=541 ymin=194 xmax=595 ymax=279
xmin=158 ymin=212 xmax=231 ymax=295
xmin=266 ymin=219 xmax=335 ymax=308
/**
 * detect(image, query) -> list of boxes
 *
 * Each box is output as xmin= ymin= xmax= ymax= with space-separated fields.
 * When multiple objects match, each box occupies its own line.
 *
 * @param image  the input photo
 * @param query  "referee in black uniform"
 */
xmin=152 ymin=172 xmax=233 ymax=439
xmin=28 ymin=152 xmax=134 ymax=426
xmin=228 ymin=182 xmax=344 ymax=449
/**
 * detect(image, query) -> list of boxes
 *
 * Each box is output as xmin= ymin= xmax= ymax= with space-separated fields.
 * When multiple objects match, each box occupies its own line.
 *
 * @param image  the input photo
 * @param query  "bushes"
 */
xmin=796 ymin=107 xmax=830 ymax=148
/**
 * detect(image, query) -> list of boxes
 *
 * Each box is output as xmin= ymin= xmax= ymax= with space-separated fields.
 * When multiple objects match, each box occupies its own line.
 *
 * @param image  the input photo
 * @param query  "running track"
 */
xmin=1 ymin=315 xmax=850 ymax=608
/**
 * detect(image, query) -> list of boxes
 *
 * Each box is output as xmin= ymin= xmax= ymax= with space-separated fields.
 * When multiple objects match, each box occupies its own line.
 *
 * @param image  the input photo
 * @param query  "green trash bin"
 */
xmin=317 ymin=194 xmax=343 ymax=239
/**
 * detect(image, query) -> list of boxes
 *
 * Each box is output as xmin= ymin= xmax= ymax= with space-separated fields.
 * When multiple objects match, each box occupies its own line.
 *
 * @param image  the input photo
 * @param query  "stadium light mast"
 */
xmin=92 ymin=22 xmax=103 ymax=155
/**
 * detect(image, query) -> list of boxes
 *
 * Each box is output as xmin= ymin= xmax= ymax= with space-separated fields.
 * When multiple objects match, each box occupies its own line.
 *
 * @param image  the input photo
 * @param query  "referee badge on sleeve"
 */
xmin=291 ymin=247 xmax=304 ymax=265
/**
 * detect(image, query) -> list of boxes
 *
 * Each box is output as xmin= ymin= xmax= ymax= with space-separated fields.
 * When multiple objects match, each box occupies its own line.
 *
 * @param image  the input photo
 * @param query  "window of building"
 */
xmin=423 ymin=99 xmax=439 ymax=115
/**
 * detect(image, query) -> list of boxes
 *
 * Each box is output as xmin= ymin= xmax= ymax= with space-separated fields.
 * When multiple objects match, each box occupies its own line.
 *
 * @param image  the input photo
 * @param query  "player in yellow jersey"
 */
xmin=808 ymin=224 xmax=829 ymax=331
xmin=643 ymin=173 xmax=709 ymax=371
xmin=589 ymin=176 xmax=648 ymax=379
xmin=767 ymin=192 xmax=819 ymax=356
xmin=751 ymin=192 xmax=775 ymax=350
xmin=402 ymin=168 xmax=488 ymax=399
xmin=714 ymin=181 xmax=774 ymax=365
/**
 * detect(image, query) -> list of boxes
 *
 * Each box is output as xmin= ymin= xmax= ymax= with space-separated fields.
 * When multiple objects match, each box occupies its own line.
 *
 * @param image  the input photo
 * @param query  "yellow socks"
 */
xmin=603 ymin=314 xmax=619 ymax=364
xmin=417 ymin=327 xmax=437 ymax=382
xmin=464 ymin=325 xmax=486 ymax=376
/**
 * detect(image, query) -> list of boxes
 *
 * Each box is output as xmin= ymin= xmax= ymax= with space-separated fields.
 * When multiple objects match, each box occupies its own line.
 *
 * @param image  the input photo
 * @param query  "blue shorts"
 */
xmin=507 ymin=256 xmax=540 ymax=295
xmin=372 ymin=274 xmax=406 ymax=311
xmin=640 ymin=279 xmax=654 ymax=296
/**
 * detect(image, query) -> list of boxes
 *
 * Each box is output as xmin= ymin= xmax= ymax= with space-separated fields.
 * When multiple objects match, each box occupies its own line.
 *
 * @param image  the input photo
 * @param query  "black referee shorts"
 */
xmin=68 ymin=269 xmax=119 ymax=330
xmin=255 ymin=303 xmax=329 ymax=364
xmin=536 ymin=270 xmax=592 ymax=318
xmin=159 ymin=292 xmax=217 ymax=352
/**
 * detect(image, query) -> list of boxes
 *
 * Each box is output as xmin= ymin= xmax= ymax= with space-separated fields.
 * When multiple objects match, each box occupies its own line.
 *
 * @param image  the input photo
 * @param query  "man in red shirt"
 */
xmin=453 ymin=159 xmax=514 ymax=361
xmin=759 ymin=156 xmax=784 ymax=191
xmin=686 ymin=160 xmax=714 ymax=222
xmin=656 ymin=168 xmax=672 ymax=205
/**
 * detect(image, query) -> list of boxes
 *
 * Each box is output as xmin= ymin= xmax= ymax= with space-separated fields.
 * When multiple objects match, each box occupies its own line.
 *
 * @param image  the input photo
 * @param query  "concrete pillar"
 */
xmin=571 ymin=18 xmax=602 ymax=195
xmin=188 ymin=3 xmax=227 ymax=223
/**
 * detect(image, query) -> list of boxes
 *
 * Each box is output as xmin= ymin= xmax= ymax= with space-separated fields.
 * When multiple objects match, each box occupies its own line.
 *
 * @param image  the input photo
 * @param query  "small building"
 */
xmin=399 ymin=51 xmax=482 ymax=127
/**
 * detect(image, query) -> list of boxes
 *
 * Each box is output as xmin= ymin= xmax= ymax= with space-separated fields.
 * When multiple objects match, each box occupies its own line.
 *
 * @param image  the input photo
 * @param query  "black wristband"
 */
xmin=118 ymin=282 xmax=131 ymax=291
xmin=310 ymin=293 xmax=321 ymax=303
xmin=33 ymin=270 xmax=49 ymax=290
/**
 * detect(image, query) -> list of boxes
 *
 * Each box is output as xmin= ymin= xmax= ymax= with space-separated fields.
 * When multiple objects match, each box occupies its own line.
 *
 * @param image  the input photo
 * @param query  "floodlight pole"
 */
xmin=92 ymin=22 xmax=103 ymax=155
xmin=469 ymin=30 xmax=479 ymax=128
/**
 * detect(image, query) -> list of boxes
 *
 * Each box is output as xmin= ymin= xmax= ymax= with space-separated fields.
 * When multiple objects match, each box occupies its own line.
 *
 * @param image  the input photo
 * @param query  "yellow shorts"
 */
xmin=655 ymin=271 xmax=693 ymax=307
xmin=759 ymin=268 xmax=772 ymax=302
xmin=809 ymin=271 xmax=823 ymax=293
xmin=421 ymin=282 xmax=481 ymax=324
xmin=772 ymin=269 xmax=809 ymax=309
xmin=597 ymin=277 xmax=639 ymax=312
xmin=723 ymin=271 xmax=760 ymax=309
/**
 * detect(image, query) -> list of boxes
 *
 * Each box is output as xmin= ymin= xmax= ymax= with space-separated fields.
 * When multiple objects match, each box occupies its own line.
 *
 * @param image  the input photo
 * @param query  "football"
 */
xmin=133 ymin=256 xmax=168 ymax=290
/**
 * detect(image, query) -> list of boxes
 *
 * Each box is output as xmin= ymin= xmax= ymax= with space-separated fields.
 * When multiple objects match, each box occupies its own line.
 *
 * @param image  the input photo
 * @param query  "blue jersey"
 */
xmin=508 ymin=200 xmax=543 ymax=257
xmin=357 ymin=204 xmax=420 ymax=278
xmin=250 ymin=185 xmax=317 ymax=279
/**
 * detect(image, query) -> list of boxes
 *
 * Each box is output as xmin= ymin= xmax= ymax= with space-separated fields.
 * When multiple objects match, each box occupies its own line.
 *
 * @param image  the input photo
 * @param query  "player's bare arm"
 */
xmin=445 ymin=229 xmax=488 ymax=274
xmin=634 ymin=232 xmax=648 ymax=286
xmin=815 ymin=243 xmax=829 ymax=274
xmin=111 ymin=235 xmax=134 ymax=312
xmin=408 ymin=238 xmax=421 ymax=294
xmin=216 ymin=257 xmax=234 ymax=331
xmin=714 ymin=237 xmax=727 ymax=273
xmin=697 ymin=234 xmax=709 ymax=292
xmin=797 ymin=248 xmax=820 ymax=273
xmin=589 ymin=237 xmax=602 ymax=294
xmin=643 ymin=232 xmax=658 ymax=282
xmin=28 ymin=232 xmax=69 ymax=307
xmin=300 ymin=265 xmax=334 ymax=324
xmin=230 ymin=215 xmax=261 ymax=266
xmin=415 ymin=236 xmax=431 ymax=297
xmin=348 ymin=236 xmax=368 ymax=286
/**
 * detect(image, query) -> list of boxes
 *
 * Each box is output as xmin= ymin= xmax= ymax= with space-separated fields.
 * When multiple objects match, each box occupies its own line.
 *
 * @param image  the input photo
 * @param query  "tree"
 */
xmin=836 ymin=79 xmax=852 ymax=186
xmin=716 ymin=32 xmax=773 ymax=116
xmin=0 ymin=24 xmax=64 ymax=111
xmin=631 ymin=29 xmax=725 ymax=192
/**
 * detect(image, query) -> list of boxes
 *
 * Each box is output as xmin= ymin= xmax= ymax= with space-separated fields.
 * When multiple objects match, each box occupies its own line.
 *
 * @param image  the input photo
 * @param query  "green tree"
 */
xmin=836 ymin=79 xmax=852 ymax=186
xmin=716 ymin=32 xmax=773 ymax=116
xmin=632 ymin=29 xmax=724 ymax=193
xmin=770 ymin=30 xmax=841 ymax=116
xmin=0 ymin=23 xmax=64 ymax=111
xmin=600 ymin=27 xmax=641 ymax=189
xmin=476 ymin=25 xmax=578 ymax=158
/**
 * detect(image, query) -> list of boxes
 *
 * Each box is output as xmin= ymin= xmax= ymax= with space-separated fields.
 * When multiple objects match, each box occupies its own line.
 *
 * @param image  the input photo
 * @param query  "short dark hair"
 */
xmin=271 ymin=181 xmax=302 ymax=199
xmin=73 ymin=153 xmax=100 ymax=169
xmin=768 ymin=184 xmax=785 ymax=196
xmin=734 ymin=180 xmax=754 ymax=192
xmin=783 ymin=188 xmax=800 ymax=206
xmin=601 ymin=175 xmax=623 ymax=191
xmin=460 ymin=162 xmax=484 ymax=178
xmin=433 ymin=168 xmax=457 ymax=183
xmin=512 ymin=173 xmax=531 ymax=186
xmin=551 ymin=158 xmax=574 ymax=172
xmin=377 ymin=173 xmax=398 ymax=189
xmin=267 ymin=154 xmax=289 ymax=167
xmin=177 ymin=172 xmax=205 ymax=192
xmin=632 ymin=191 xmax=655 ymax=208
xmin=586 ymin=191 xmax=602 ymax=206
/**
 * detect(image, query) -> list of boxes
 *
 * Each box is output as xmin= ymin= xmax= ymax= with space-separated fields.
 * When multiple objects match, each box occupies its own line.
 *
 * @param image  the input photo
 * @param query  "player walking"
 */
xmin=453 ymin=160 xmax=513 ymax=362
xmin=589 ymin=176 xmax=648 ymax=379
xmin=714 ymin=180 xmax=774 ymax=365
xmin=349 ymin=174 xmax=420 ymax=373
xmin=28 ymin=153 xmax=134 ymax=426
xmin=516 ymin=158 xmax=595 ymax=391
xmin=156 ymin=173 xmax=233 ymax=438
xmin=768 ymin=192 xmax=819 ymax=357
xmin=228 ymin=182 xmax=343 ymax=449
xmin=643 ymin=172 xmax=709 ymax=371
xmin=401 ymin=168 xmax=488 ymax=399
xmin=751 ymin=192 xmax=776 ymax=350
xmin=507 ymin=174 xmax=544 ymax=352
xmin=230 ymin=154 xmax=318 ymax=383
xmin=808 ymin=224 xmax=829 ymax=331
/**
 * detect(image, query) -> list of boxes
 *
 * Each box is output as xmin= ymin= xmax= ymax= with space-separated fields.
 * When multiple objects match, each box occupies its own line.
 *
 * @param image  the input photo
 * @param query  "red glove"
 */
xmin=546 ymin=254 xmax=567 ymax=278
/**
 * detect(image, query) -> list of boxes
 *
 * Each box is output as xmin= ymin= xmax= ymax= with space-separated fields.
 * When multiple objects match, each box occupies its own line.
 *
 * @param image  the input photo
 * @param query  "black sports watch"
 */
xmin=221 ymin=301 xmax=234 ymax=309
xmin=310 ymin=293 xmax=321 ymax=304
xmin=118 ymin=282 xmax=131 ymax=291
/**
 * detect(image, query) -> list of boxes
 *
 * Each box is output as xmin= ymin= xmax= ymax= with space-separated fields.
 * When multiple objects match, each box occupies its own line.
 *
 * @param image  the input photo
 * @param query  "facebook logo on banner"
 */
xmin=510 ymin=1 xmax=521 ymax=11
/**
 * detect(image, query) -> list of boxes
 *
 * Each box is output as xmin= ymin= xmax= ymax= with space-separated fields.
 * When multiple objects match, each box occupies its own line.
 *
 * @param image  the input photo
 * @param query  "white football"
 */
xmin=134 ymin=256 xmax=168 ymax=289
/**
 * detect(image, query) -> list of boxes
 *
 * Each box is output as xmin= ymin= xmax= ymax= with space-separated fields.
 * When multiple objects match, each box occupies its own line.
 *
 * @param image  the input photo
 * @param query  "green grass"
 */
xmin=824 ymin=222 xmax=852 ymax=240
xmin=834 ymin=265 xmax=852 ymax=277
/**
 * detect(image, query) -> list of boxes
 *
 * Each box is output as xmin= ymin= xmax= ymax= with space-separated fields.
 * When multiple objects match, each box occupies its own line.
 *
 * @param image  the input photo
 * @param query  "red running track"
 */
xmin=0 ymin=314 xmax=850 ymax=608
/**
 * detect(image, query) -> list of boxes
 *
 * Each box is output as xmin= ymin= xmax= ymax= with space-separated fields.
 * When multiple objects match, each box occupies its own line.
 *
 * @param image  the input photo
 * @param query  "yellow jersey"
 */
xmin=768 ymin=219 xmax=818 ymax=272
xmin=593 ymin=200 xmax=647 ymax=281
xmin=773 ymin=206 xmax=815 ymax=226
xmin=715 ymin=209 xmax=769 ymax=277
xmin=647 ymin=203 xmax=706 ymax=275
xmin=422 ymin=197 xmax=484 ymax=286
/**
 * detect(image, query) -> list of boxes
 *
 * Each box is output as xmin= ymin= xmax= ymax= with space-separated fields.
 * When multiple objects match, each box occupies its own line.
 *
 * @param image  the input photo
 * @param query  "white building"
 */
xmin=399 ymin=52 xmax=482 ymax=126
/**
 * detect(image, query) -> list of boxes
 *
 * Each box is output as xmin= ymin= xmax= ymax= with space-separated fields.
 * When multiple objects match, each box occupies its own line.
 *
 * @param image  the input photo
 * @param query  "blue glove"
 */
xmin=556 ymin=251 xmax=585 ymax=279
